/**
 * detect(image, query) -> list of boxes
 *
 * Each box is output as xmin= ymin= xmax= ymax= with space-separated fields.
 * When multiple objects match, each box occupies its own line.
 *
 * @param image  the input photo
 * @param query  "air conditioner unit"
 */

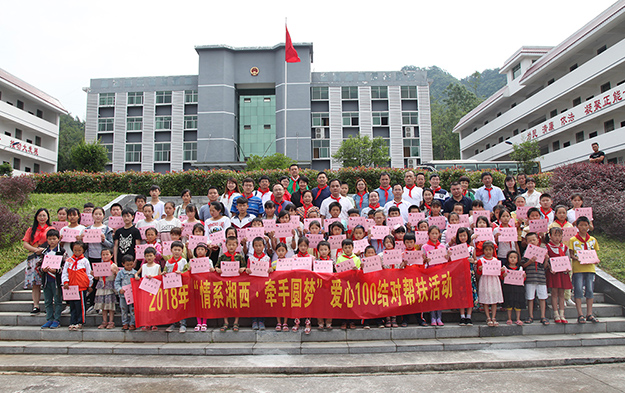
xmin=407 ymin=158 xmax=417 ymax=168
xmin=404 ymin=126 xmax=413 ymax=138
xmin=315 ymin=128 xmax=325 ymax=139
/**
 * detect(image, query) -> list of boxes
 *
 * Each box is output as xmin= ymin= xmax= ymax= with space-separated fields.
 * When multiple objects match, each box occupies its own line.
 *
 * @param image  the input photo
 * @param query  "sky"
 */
xmin=0 ymin=0 xmax=618 ymax=119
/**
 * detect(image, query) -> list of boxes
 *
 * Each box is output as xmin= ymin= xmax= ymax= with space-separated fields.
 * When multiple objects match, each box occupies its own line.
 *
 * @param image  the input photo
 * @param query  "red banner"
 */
xmin=132 ymin=259 xmax=473 ymax=327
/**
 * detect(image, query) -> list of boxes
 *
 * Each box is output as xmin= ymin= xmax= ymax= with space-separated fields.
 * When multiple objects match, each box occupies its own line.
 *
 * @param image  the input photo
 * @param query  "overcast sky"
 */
xmin=1 ymin=0 xmax=618 ymax=119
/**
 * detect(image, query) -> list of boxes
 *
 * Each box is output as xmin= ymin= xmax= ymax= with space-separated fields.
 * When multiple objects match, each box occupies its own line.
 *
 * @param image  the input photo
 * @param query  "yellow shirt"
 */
xmin=336 ymin=253 xmax=361 ymax=268
xmin=568 ymin=235 xmax=599 ymax=273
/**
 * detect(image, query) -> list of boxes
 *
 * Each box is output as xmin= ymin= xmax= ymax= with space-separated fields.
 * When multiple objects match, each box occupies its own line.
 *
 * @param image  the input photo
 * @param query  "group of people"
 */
xmin=22 ymin=164 xmax=600 ymax=335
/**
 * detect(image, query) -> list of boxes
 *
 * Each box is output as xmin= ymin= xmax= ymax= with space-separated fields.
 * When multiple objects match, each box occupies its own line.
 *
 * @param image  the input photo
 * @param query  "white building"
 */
xmin=0 ymin=68 xmax=67 ymax=174
xmin=454 ymin=1 xmax=625 ymax=170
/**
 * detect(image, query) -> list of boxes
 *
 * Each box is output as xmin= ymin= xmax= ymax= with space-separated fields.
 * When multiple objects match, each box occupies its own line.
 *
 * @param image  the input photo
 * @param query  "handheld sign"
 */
xmin=42 ymin=255 xmax=62 ymax=270
xmin=415 ymin=231 xmax=429 ymax=245
xmin=408 ymin=212 xmax=426 ymax=226
xmin=273 ymin=223 xmax=293 ymax=239
xmin=474 ymin=227 xmax=494 ymax=242
xmin=162 ymin=273 xmax=183 ymax=289
xmin=504 ymin=269 xmax=524 ymax=286
xmin=139 ymin=277 xmax=161 ymax=295
xmin=107 ymin=216 xmax=124 ymax=229
xmin=523 ymin=244 xmax=547 ymax=262
xmin=292 ymin=256 xmax=313 ymax=271
xmin=80 ymin=213 xmax=94 ymax=227
xmin=122 ymin=284 xmax=134 ymax=304
xmin=249 ymin=259 xmax=270 ymax=277
xmin=182 ymin=222 xmax=195 ymax=238
xmin=428 ymin=216 xmax=447 ymax=230
xmin=52 ymin=221 xmax=68 ymax=232
xmin=92 ymin=262 xmax=112 ymax=277
xmin=458 ymin=214 xmax=470 ymax=227
xmin=162 ymin=241 xmax=173 ymax=256
xmin=550 ymin=256 xmax=571 ymax=273
xmin=306 ymin=233 xmax=324 ymax=249
xmin=562 ymin=227 xmax=578 ymax=243
xmin=497 ymin=227 xmax=517 ymax=242
xmin=383 ymin=249 xmax=402 ymax=267
xmin=387 ymin=216 xmax=404 ymax=229
xmin=62 ymin=285 xmax=80 ymax=300
xmin=328 ymin=235 xmax=346 ymax=250
xmin=208 ymin=230 xmax=225 ymax=246
xmin=188 ymin=235 xmax=208 ymax=251
xmin=577 ymin=250 xmax=600 ymax=264
xmin=220 ymin=261 xmax=240 ymax=277
xmin=404 ymin=250 xmax=424 ymax=266
xmin=323 ymin=217 xmax=341 ymax=230
xmin=82 ymin=228 xmax=102 ymax=244
xmin=515 ymin=206 xmax=530 ymax=220
xmin=303 ymin=218 xmax=319 ymax=230
xmin=529 ymin=218 xmax=549 ymax=233
xmin=362 ymin=255 xmax=382 ymax=274
xmin=237 ymin=228 xmax=249 ymax=240
xmin=190 ymin=257 xmax=212 ymax=274
xmin=394 ymin=240 xmax=406 ymax=252
xmin=289 ymin=215 xmax=301 ymax=230
xmin=263 ymin=219 xmax=277 ymax=234
xmin=61 ymin=228 xmax=80 ymax=243
xmin=449 ymin=243 xmax=470 ymax=261
xmin=371 ymin=225 xmax=390 ymax=240
xmin=335 ymin=259 xmax=356 ymax=273
xmin=178 ymin=214 xmax=188 ymax=222
xmin=138 ymin=225 xmax=155 ymax=241
xmin=133 ymin=212 xmax=146 ymax=224
xmin=575 ymin=207 xmax=593 ymax=221
xmin=275 ymin=258 xmax=293 ymax=272
xmin=482 ymin=259 xmax=501 ymax=276
xmin=472 ymin=210 xmax=490 ymax=224
xmin=353 ymin=239 xmax=370 ymax=254
xmin=427 ymin=248 xmax=448 ymax=265
xmin=446 ymin=224 xmax=462 ymax=243
xmin=348 ymin=216 xmax=365 ymax=230
xmin=135 ymin=244 xmax=149 ymax=260
xmin=313 ymin=259 xmax=334 ymax=273
xmin=247 ymin=226 xmax=265 ymax=240
xmin=364 ymin=219 xmax=376 ymax=231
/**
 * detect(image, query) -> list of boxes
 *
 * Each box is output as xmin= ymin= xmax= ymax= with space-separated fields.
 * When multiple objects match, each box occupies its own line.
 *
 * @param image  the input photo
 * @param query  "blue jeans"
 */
xmin=572 ymin=272 xmax=595 ymax=299
xmin=43 ymin=279 xmax=62 ymax=322
xmin=119 ymin=296 xmax=135 ymax=326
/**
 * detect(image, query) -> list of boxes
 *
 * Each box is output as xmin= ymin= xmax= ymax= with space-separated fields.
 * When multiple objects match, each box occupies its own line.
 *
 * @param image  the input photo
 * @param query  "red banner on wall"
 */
xmin=132 ymin=259 xmax=474 ymax=327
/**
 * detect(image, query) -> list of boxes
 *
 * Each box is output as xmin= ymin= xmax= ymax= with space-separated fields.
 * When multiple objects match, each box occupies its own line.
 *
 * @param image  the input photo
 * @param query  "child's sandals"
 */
xmin=391 ymin=317 xmax=399 ymax=328
xmin=385 ymin=317 xmax=392 ymax=328
xmin=106 ymin=322 xmax=115 ymax=329
xmin=515 ymin=320 xmax=524 ymax=326
xmin=540 ymin=317 xmax=550 ymax=326
xmin=276 ymin=324 xmax=282 ymax=332
xmin=317 ymin=323 xmax=324 ymax=331
xmin=304 ymin=320 xmax=312 ymax=335
xmin=506 ymin=319 xmax=513 ymax=325
xmin=232 ymin=323 xmax=239 ymax=332
xmin=586 ymin=314 xmax=599 ymax=323
xmin=349 ymin=322 xmax=357 ymax=329
xmin=292 ymin=318 xmax=300 ymax=332
xmin=195 ymin=325 xmax=202 ymax=332
xmin=487 ymin=318 xmax=494 ymax=327
xmin=325 ymin=322 xmax=332 ymax=330
xmin=220 ymin=324 xmax=229 ymax=332
xmin=282 ymin=323 xmax=289 ymax=332
xmin=98 ymin=322 xmax=107 ymax=329
xmin=491 ymin=319 xmax=499 ymax=327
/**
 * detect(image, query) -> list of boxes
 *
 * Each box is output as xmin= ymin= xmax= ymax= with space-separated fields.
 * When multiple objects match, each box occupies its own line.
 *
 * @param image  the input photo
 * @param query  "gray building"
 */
xmin=85 ymin=43 xmax=432 ymax=172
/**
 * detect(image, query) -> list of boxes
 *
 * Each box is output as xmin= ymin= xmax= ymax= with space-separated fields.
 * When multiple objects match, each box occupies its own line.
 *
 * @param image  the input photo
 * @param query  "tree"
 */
xmin=58 ymin=114 xmax=85 ymax=171
xmin=332 ymin=136 xmax=390 ymax=167
xmin=71 ymin=139 xmax=109 ymax=172
xmin=0 ymin=162 xmax=12 ymax=176
xmin=510 ymin=140 xmax=541 ymax=174
xmin=246 ymin=153 xmax=296 ymax=170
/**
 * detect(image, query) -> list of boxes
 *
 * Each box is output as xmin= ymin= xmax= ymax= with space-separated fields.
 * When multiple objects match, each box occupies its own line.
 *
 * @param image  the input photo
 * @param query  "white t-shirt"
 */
xmin=205 ymin=216 xmax=231 ymax=237
xmin=522 ymin=190 xmax=542 ymax=208
xmin=320 ymin=196 xmax=353 ymax=220
xmin=152 ymin=201 xmax=165 ymax=220
xmin=403 ymin=186 xmax=423 ymax=208
xmin=60 ymin=225 xmax=85 ymax=257
xmin=219 ymin=193 xmax=241 ymax=213
xmin=384 ymin=199 xmax=410 ymax=224
xmin=156 ymin=217 xmax=181 ymax=239
xmin=141 ymin=263 xmax=161 ymax=278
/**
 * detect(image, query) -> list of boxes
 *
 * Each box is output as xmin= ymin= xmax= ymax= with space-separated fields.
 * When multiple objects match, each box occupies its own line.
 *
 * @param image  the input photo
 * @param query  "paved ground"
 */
xmin=1 ymin=363 xmax=625 ymax=392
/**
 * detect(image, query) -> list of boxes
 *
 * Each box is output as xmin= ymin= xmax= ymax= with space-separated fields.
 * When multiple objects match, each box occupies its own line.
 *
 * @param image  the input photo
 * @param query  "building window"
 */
xmin=403 ymin=139 xmax=420 ymax=157
xmin=98 ymin=119 xmax=114 ymax=132
xmin=371 ymin=86 xmax=388 ymax=99
xmin=498 ymin=136 xmax=504 ymax=143
xmin=512 ymin=64 xmax=521 ymax=80
xmin=312 ymin=112 xmax=329 ymax=127
xmin=244 ymin=98 xmax=251 ymax=103
xmin=34 ymin=163 xmax=40 ymax=173
xmin=127 ymin=92 xmax=143 ymax=105
xmin=604 ymin=119 xmax=615 ymax=132
xmin=372 ymin=112 xmax=389 ymax=126
xmin=155 ymin=116 xmax=172 ymax=130
xmin=547 ymin=78 xmax=555 ymax=85
xmin=601 ymin=82 xmax=611 ymax=93
xmin=570 ymin=64 xmax=578 ymax=72
xmin=15 ymin=129 xmax=22 ymax=139
xmin=552 ymin=141 xmax=560 ymax=151
xmin=342 ymin=112 xmax=359 ymax=126
xmin=401 ymin=86 xmax=417 ymax=99
xmin=36 ymin=109 xmax=43 ymax=118
xmin=35 ymin=136 xmax=41 ymax=146
xmin=185 ymin=90 xmax=198 ymax=103
xmin=539 ymin=144 xmax=549 ymax=155
xmin=573 ymin=97 xmax=581 ymax=107
xmin=311 ymin=87 xmax=329 ymax=100
xmin=563 ymin=141 xmax=571 ymax=148
xmin=17 ymin=100 xmax=24 ymax=110
xmin=155 ymin=91 xmax=172 ymax=104
xmin=127 ymin=117 xmax=142 ymax=131
xmin=597 ymin=45 xmax=607 ymax=55
xmin=575 ymin=131 xmax=584 ymax=143
xmin=184 ymin=142 xmax=197 ymax=161
xmin=99 ymin=93 xmax=115 ymax=106
xmin=475 ymin=149 xmax=479 ymax=155
xmin=13 ymin=158 xmax=20 ymax=171
xmin=402 ymin=111 xmax=419 ymax=125
xmin=154 ymin=143 xmax=171 ymax=162
xmin=264 ymin=97 xmax=271 ymax=102
xmin=341 ymin=86 xmax=358 ymax=100
xmin=126 ymin=144 xmax=142 ymax=162
xmin=550 ymin=109 xmax=557 ymax=118
xmin=312 ymin=139 xmax=330 ymax=159
xmin=589 ymin=131 xmax=598 ymax=138
xmin=513 ymin=129 xmax=519 ymax=136
xmin=24 ymin=167 xmax=31 ymax=173
xmin=184 ymin=115 xmax=197 ymax=130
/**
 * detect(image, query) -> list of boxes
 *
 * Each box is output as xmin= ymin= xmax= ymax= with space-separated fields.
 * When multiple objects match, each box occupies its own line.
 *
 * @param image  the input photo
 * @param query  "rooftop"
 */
xmin=0 ymin=67 xmax=66 ymax=113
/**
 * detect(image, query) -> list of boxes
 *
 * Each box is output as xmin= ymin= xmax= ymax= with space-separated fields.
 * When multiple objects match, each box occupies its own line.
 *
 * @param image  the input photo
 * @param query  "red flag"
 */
xmin=285 ymin=25 xmax=300 ymax=63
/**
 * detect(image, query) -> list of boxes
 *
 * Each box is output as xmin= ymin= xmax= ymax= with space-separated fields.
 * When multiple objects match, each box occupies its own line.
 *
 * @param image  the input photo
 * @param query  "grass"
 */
xmin=0 ymin=193 xmax=120 ymax=277
xmin=595 ymin=233 xmax=625 ymax=283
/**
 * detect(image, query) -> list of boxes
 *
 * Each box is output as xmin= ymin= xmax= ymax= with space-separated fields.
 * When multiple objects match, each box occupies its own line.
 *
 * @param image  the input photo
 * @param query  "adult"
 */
xmin=311 ymin=172 xmax=331 ymax=208
xmin=429 ymin=173 xmax=450 ymax=202
xmin=290 ymin=175 xmax=309 ymax=208
xmin=296 ymin=190 xmax=320 ymax=220
xmin=254 ymin=175 xmax=273 ymax=205
xmin=320 ymin=179 xmax=352 ymax=220
xmin=521 ymin=177 xmax=541 ymax=208
xmin=278 ymin=176 xmax=292 ymax=201
xmin=458 ymin=176 xmax=475 ymax=200
xmin=403 ymin=170 xmax=423 ymax=207
xmin=589 ymin=142 xmax=605 ymax=164
xmin=502 ymin=175 xmax=519 ymax=212
xmin=474 ymin=172 xmax=505 ymax=212
xmin=443 ymin=182 xmax=472 ymax=215
xmin=375 ymin=172 xmax=393 ymax=207
xmin=384 ymin=184 xmax=410 ymax=223
xmin=231 ymin=178 xmax=265 ymax=216
xmin=271 ymin=184 xmax=290 ymax=215
xmin=516 ymin=173 xmax=528 ymax=194
xmin=353 ymin=178 xmax=369 ymax=212
xmin=415 ymin=172 xmax=427 ymax=189
xmin=173 ymin=189 xmax=192 ymax=218
xmin=22 ymin=208 xmax=52 ymax=314
xmin=219 ymin=177 xmax=241 ymax=214
xmin=287 ymin=164 xmax=301 ymax=194
xmin=199 ymin=186 xmax=222 ymax=221
xmin=361 ymin=191 xmax=381 ymax=217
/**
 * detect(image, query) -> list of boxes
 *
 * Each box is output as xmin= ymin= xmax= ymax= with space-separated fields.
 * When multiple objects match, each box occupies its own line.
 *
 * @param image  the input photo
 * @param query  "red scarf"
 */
xmin=548 ymin=241 xmax=566 ymax=257
xmin=224 ymin=251 xmax=237 ymax=261
xmin=341 ymin=253 xmax=354 ymax=260
xmin=406 ymin=185 xmax=417 ymax=198
xmin=330 ymin=195 xmax=341 ymax=204
xmin=31 ymin=224 xmax=50 ymax=246
xmin=291 ymin=176 xmax=299 ymax=185
xmin=575 ymin=233 xmax=590 ymax=250
xmin=379 ymin=186 xmax=391 ymax=202
xmin=271 ymin=195 xmax=284 ymax=214
xmin=462 ymin=189 xmax=468 ymax=196
xmin=168 ymin=256 xmax=183 ymax=272
xmin=426 ymin=239 xmax=440 ymax=248
xmin=356 ymin=192 xmax=366 ymax=209
xmin=540 ymin=207 xmax=553 ymax=218
xmin=225 ymin=190 xmax=236 ymax=200
xmin=315 ymin=185 xmax=328 ymax=200
xmin=423 ymin=202 xmax=432 ymax=213
xmin=69 ymin=254 xmax=84 ymax=270
xmin=302 ymin=203 xmax=313 ymax=218
xmin=432 ymin=186 xmax=441 ymax=193
xmin=319 ymin=255 xmax=332 ymax=261
xmin=253 ymin=252 xmax=266 ymax=260
xmin=394 ymin=200 xmax=403 ymax=207
xmin=242 ymin=193 xmax=253 ymax=199
xmin=297 ymin=251 xmax=310 ymax=258
xmin=257 ymin=188 xmax=271 ymax=199
xmin=554 ymin=219 xmax=568 ymax=227
xmin=485 ymin=187 xmax=492 ymax=201
xmin=368 ymin=203 xmax=380 ymax=210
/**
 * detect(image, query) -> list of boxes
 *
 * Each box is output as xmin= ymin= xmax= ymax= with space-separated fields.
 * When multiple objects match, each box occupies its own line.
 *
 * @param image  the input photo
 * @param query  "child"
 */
xmin=315 ymin=241 xmax=334 ymax=330
xmin=157 ymin=202 xmax=181 ymax=242
xmin=493 ymin=208 xmax=520 ymax=265
xmin=351 ymin=225 xmax=367 ymax=257
xmin=192 ymin=243 xmax=212 ymax=332
xmin=183 ymin=203 xmax=202 ymax=226
xmin=247 ymin=237 xmax=271 ymax=331
xmin=135 ymin=247 xmax=161 ymax=331
xmin=110 ymin=203 xmax=123 ymax=217
xmin=186 ymin=224 xmax=206 ymax=260
xmin=144 ymin=227 xmax=162 ymax=265
xmin=327 ymin=202 xmax=347 ymax=230
xmin=56 ymin=207 xmax=68 ymax=224
xmin=162 ymin=227 xmax=185 ymax=265
xmin=149 ymin=185 xmax=165 ymax=220
xmin=327 ymin=221 xmax=346 ymax=260
xmin=539 ymin=194 xmax=554 ymax=224
xmin=549 ymin=205 xmax=573 ymax=230
xmin=569 ymin=216 xmax=600 ymax=324
xmin=134 ymin=195 xmax=146 ymax=214
xmin=292 ymin=237 xmax=314 ymax=334
xmin=340 ymin=182 xmax=356 ymax=209
xmin=456 ymin=228 xmax=477 ymax=326
xmin=136 ymin=204 xmax=157 ymax=229
xmin=472 ymin=216 xmax=491 ymax=258
xmin=369 ymin=209 xmax=387 ymax=254
xmin=40 ymin=229 xmax=66 ymax=329
xmin=60 ymin=208 xmax=85 ymax=257
xmin=270 ymin=210 xmax=297 ymax=257
xmin=242 ymin=218 xmax=271 ymax=259
xmin=263 ymin=200 xmax=277 ymax=221
xmin=362 ymin=245 xmax=382 ymax=329
xmin=84 ymin=207 xmax=114 ymax=311
xmin=567 ymin=194 xmax=594 ymax=231
xmin=502 ymin=250 xmax=526 ymax=326
xmin=521 ymin=232 xmax=549 ymax=325
xmin=62 ymin=241 xmax=93 ymax=331
xmin=94 ymin=248 xmax=119 ymax=329
xmin=83 ymin=203 xmax=94 ymax=214
xmin=521 ymin=207 xmax=546 ymax=249
xmin=545 ymin=227 xmax=572 ymax=324
xmin=421 ymin=226 xmax=448 ymax=326
xmin=231 ymin=197 xmax=255 ymax=229
xmin=336 ymin=239 xmax=361 ymax=330
xmin=164 ymin=241 xmax=189 ymax=333
xmin=272 ymin=242 xmax=291 ymax=331
xmin=215 ymin=236 xmax=246 ymax=332
xmin=114 ymin=255 xmax=137 ymax=331
xmin=476 ymin=241 xmax=504 ymax=327
xmin=113 ymin=208 xmax=141 ymax=268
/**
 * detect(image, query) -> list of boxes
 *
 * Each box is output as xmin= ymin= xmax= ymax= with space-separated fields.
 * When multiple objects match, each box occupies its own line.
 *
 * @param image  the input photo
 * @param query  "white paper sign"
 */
xmin=190 ymin=257 xmax=213 ymax=274
xmin=362 ymin=256 xmax=382 ymax=274
xmin=162 ymin=273 xmax=183 ymax=289
xmin=449 ymin=243 xmax=470 ymax=261
xmin=138 ymin=277 xmax=161 ymax=295
xmin=482 ymin=259 xmax=501 ymax=276
xmin=313 ymin=259 xmax=333 ymax=273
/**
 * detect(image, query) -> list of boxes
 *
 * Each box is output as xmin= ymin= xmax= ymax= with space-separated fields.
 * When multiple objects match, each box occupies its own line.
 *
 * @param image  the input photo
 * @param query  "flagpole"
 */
xmin=284 ymin=18 xmax=288 ymax=156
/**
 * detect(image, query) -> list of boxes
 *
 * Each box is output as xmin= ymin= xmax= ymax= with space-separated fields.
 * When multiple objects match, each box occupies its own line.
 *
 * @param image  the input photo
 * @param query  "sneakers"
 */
xmin=179 ymin=325 xmax=186 ymax=334
xmin=436 ymin=319 xmax=444 ymax=326
xmin=50 ymin=321 xmax=60 ymax=329
xmin=459 ymin=318 xmax=466 ymax=326
xmin=566 ymin=299 xmax=576 ymax=307
xmin=259 ymin=321 xmax=265 ymax=331
xmin=86 ymin=306 xmax=96 ymax=315
xmin=165 ymin=324 xmax=176 ymax=333
xmin=61 ymin=306 xmax=70 ymax=315
xmin=30 ymin=307 xmax=40 ymax=314
xmin=466 ymin=317 xmax=473 ymax=326
xmin=252 ymin=321 xmax=259 ymax=330
xmin=41 ymin=320 xmax=53 ymax=329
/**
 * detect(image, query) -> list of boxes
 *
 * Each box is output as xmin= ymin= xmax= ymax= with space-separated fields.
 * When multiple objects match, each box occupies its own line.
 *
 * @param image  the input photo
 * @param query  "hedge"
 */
xmin=30 ymin=167 xmax=552 ymax=196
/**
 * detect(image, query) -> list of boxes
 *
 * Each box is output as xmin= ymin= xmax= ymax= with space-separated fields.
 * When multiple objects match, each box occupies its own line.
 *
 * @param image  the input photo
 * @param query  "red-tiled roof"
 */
xmin=0 ymin=68 xmax=67 ymax=113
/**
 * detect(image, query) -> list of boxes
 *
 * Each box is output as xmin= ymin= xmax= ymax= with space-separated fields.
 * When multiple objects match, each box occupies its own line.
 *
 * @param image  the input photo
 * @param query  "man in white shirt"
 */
xmin=474 ymin=172 xmax=505 ymax=212
xmin=384 ymin=184 xmax=410 ymax=223
xmin=521 ymin=177 xmax=542 ymax=208
xmin=402 ymin=170 xmax=423 ymax=208
xmin=254 ymin=175 xmax=273 ymax=205
xmin=320 ymin=179 xmax=352 ymax=220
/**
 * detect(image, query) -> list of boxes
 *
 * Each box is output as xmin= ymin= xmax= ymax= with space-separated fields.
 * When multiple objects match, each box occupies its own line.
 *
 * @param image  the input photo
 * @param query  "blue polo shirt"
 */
xmin=230 ymin=195 xmax=265 ymax=217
